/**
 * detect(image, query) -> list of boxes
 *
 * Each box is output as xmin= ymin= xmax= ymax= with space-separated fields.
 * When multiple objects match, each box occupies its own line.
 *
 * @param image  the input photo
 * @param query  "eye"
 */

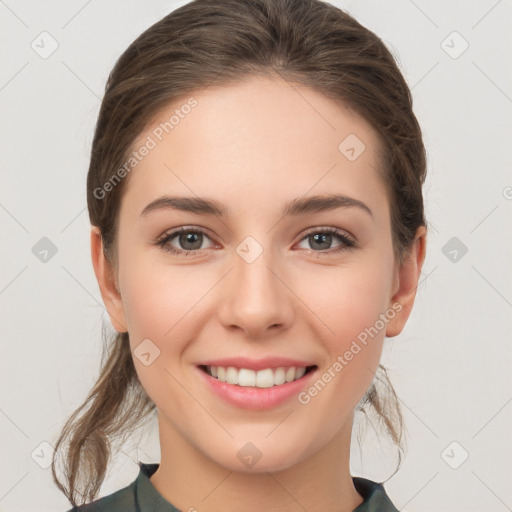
xmin=296 ymin=227 xmax=356 ymax=255
xmin=155 ymin=227 xmax=215 ymax=256
xmin=154 ymin=226 xmax=356 ymax=257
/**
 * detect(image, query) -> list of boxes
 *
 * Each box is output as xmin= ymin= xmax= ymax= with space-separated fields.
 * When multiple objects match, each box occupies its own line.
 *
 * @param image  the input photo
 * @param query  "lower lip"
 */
xmin=195 ymin=366 xmax=317 ymax=410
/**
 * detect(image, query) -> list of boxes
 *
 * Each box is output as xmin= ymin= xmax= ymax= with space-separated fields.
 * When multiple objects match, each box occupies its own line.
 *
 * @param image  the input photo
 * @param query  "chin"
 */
xmin=204 ymin=439 xmax=309 ymax=474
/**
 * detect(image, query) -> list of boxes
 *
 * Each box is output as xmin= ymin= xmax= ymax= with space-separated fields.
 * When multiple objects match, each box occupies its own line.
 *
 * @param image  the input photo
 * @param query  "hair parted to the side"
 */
xmin=52 ymin=0 xmax=427 ymax=506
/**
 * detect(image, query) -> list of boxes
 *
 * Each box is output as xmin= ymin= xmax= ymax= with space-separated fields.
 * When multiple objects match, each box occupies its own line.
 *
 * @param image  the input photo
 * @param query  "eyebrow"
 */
xmin=140 ymin=194 xmax=373 ymax=218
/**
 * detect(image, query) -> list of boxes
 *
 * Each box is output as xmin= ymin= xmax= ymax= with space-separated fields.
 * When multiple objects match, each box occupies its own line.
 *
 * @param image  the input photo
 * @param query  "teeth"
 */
xmin=285 ymin=367 xmax=295 ymax=382
xmin=256 ymin=368 xmax=274 ymax=388
xmin=206 ymin=365 xmax=310 ymax=387
xmin=295 ymin=366 xmax=306 ymax=379
xmin=226 ymin=366 xmax=239 ymax=385
xmin=238 ymin=368 xmax=255 ymax=387
xmin=274 ymin=367 xmax=286 ymax=385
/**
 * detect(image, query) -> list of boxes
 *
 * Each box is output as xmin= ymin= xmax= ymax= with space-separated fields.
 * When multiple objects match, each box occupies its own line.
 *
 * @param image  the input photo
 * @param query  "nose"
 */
xmin=217 ymin=244 xmax=294 ymax=338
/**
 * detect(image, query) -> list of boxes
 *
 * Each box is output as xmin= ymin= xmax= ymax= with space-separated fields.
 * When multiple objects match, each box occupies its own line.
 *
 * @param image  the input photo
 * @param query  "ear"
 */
xmin=90 ymin=226 xmax=128 ymax=333
xmin=385 ymin=226 xmax=427 ymax=338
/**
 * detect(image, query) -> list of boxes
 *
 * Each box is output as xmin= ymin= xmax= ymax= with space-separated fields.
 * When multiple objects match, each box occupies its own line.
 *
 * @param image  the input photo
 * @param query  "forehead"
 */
xmin=122 ymin=76 xmax=387 ymax=219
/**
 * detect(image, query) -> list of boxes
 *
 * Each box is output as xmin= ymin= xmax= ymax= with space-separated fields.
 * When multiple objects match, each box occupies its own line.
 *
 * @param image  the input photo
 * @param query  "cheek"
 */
xmin=118 ymin=251 xmax=204 ymax=347
xmin=305 ymin=259 xmax=393 ymax=345
xmin=118 ymin=261 xmax=207 ymax=404
xmin=299 ymin=257 xmax=393 ymax=403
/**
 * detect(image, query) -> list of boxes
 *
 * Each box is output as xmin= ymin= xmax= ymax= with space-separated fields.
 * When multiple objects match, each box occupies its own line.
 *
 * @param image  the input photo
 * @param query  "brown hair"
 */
xmin=52 ymin=0 xmax=426 ymax=506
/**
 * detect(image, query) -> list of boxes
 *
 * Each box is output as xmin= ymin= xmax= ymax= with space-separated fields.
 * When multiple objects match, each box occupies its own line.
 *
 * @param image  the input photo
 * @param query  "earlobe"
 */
xmin=90 ymin=226 xmax=128 ymax=333
xmin=385 ymin=226 xmax=427 ymax=338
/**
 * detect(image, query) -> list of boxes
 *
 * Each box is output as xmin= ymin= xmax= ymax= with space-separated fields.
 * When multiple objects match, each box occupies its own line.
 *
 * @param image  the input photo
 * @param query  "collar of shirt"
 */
xmin=132 ymin=462 xmax=400 ymax=512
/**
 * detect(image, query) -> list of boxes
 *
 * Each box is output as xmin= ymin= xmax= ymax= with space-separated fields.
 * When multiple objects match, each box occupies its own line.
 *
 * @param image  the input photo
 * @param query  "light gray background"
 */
xmin=1 ymin=1 xmax=511 ymax=511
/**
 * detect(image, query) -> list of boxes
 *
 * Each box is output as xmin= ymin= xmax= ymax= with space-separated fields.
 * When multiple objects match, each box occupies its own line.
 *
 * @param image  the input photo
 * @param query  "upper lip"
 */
xmin=196 ymin=357 xmax=317 ymax=371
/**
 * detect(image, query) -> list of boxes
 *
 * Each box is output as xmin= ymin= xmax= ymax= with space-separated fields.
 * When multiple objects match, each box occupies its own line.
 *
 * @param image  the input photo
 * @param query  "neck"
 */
xmin=150 ymin=411 xmax=364 ymax=512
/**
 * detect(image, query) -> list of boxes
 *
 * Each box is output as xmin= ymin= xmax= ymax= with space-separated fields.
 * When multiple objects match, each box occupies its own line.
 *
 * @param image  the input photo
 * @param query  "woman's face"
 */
xmin=95 ymin=75 xmax=424 ymax=473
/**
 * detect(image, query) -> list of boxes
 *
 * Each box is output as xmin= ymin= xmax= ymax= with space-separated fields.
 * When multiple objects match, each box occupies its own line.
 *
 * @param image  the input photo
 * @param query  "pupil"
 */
xmin=311 ymin=233 xmax=331 ymax=250
xmin=180 ymin=232 xmax=202 ymax=250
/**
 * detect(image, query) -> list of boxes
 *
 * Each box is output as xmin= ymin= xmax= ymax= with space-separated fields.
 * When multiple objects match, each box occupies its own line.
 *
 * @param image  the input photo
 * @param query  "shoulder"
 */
xmin=352 ymin=477 xmax=400 ymax=512
xmin=65 ymin=481 xmax=136 ymax=512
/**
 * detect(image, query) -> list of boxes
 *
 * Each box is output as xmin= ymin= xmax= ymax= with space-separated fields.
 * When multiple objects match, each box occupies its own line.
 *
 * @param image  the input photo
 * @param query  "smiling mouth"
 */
xmin=198 ymin=364 xmax=317 ymax=388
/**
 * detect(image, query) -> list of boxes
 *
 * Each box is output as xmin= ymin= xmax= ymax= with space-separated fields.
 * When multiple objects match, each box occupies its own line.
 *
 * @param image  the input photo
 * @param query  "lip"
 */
xmin=195 ymin=356 xmax=316 ymax=371
xmin=195 ymin=364 xmax=318 ymax=411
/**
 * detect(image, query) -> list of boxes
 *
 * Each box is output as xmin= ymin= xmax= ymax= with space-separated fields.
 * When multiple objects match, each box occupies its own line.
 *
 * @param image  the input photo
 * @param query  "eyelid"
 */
xmin=155 ymin=226 xmax=218 ymax=250
xmin=157 ymin=225 xmax=216 ymax=241
xmin=298 ymin=226 xmax=355 ymax=244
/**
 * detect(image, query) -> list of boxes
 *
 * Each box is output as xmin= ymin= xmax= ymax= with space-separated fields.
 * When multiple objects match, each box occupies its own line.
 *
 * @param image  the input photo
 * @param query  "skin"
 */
xmin=91 ymin=75 xmax=426 ymax=512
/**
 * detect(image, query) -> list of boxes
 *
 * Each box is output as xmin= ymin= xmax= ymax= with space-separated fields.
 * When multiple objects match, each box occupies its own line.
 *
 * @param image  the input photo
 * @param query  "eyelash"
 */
xmin=154 ymin=226 xmax=356 ymax=257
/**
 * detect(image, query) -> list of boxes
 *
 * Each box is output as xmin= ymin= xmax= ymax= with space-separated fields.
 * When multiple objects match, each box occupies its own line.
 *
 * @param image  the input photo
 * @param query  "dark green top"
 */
xmin=68 ymin=462 xmax=399 ymax=511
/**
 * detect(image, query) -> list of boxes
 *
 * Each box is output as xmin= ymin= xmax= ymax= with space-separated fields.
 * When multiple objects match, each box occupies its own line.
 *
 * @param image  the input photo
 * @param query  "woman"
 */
xmin=52 ymin=0 xmax=427 ymax=510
